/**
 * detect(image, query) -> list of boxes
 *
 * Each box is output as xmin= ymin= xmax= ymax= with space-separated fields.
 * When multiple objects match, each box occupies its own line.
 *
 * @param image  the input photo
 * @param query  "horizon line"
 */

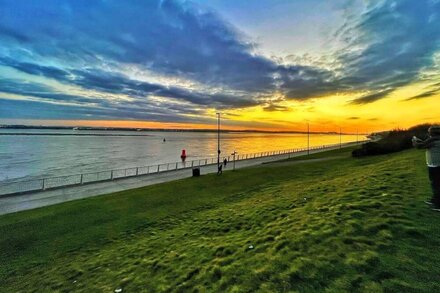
xmin=0 ymin=124 xmax=376 ymax=135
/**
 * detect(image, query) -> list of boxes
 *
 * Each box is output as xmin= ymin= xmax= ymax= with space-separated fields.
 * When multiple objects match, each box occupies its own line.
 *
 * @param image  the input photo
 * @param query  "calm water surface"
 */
xmin=0 ymin=129 xmax=361 ymax=182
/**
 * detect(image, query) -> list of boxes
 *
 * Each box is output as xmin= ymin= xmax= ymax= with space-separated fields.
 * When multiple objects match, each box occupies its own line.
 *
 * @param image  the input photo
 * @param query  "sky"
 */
xmin=0 ymin=0 xmax=439 ymax=132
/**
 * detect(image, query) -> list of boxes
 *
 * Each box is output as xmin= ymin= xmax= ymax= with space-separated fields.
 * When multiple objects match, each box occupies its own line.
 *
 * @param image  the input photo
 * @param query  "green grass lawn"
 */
xmin=1 ymin=148 xmax=440 ymax=292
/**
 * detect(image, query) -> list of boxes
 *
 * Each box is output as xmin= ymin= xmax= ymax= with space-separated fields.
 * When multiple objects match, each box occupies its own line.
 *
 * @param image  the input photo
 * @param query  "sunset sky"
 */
xmin=0 ymin=0 xmax=439 ymax=132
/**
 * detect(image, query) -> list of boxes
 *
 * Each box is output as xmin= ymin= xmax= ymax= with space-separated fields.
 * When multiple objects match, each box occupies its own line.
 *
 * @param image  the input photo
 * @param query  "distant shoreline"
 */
xmin=0 ymin=125 xmax=353 ymax=135
xmin=0 ymin=133 xmax=152 ymax=137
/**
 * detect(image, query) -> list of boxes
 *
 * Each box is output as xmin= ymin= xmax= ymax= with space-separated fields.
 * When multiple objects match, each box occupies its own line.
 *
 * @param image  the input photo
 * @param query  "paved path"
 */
xmin=0 ymin=143 xmax=359 ymax=215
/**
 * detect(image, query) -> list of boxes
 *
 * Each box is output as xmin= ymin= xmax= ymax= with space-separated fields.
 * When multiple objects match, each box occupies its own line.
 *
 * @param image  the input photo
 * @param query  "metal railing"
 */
xmin=0 ymin=140 xmax=368 ymax=196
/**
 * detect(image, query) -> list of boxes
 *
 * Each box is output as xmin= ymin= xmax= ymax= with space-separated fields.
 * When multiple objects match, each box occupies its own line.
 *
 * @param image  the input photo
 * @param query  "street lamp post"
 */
xmin=216 ymin=112 xmax=221 ymax=174
xmin=307 ymin=122 xmax=310 ymax=155
xmin=339 ymin=127 xmax=342 ymax=149
xmin=231 ymin=150 xmax=237 ymax=171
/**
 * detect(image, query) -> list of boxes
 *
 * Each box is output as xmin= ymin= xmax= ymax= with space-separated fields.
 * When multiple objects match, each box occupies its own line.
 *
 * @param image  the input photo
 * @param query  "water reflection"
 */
xmin=0 ymin=129 xmax=362 ymax=182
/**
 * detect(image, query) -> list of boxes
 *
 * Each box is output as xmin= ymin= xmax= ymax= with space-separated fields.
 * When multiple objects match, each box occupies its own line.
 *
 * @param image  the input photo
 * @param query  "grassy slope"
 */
xmin=1 ymin=148 xmax=440 ymax=292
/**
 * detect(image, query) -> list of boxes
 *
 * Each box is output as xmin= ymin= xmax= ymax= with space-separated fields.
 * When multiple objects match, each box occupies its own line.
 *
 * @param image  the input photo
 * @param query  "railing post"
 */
xmin=147 ymin=166 xmax=150 ymax=174
xmin=111 ymin=170 xmax=114 ymax=180
xmin=205 ymin=159 xmax=208 ymax=165
xmin=42 ymin=178 xmax=45 ymax=190
xmin=136 ymin=167 xmax=139 ymax=176
xmin=80 ymin=174 xmax=83 ymax=184
xmin=157 ymin=165 xmax=160 ymax=172
xmin=176 ymin=162 xmax=178 ymax=170
xmin=191 ymin=161 xmax=194 ymax=167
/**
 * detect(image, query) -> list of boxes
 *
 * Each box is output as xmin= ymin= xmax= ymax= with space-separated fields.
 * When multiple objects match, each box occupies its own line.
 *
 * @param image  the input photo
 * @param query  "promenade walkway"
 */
xmin=0 ymin=143 xmax=359 ymax=215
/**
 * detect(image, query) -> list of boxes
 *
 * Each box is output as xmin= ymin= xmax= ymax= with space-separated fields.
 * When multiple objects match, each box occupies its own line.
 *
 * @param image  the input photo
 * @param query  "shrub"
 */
xmin=352 ymin=124 xmax=432 ymax=157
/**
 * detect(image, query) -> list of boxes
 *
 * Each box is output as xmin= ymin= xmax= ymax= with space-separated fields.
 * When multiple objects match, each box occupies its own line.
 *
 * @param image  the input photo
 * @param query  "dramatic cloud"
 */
xmin=0 ymin=78 xmax=207 ymax=121
xmin=339 ymin=0 xmax=440 ymax=103
xmin=350 ymin=89 xmax=395 ymax=105
xmin=263 ymin=104 xmax=290 ymax=112
xmin=0 ymin=0 xmax=278 ymax=91
xmin=407 ymin=87 xmax=440 ymax=100
xmin=0 ymin=0 xmax=439 ymax=123
xmin=280 ymin=0 xmax=440 ymax=103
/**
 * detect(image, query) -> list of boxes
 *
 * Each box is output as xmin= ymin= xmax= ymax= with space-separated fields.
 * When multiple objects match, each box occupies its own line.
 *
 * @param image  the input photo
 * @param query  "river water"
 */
xmin=0 ymin=129 xmax=361 ymax=182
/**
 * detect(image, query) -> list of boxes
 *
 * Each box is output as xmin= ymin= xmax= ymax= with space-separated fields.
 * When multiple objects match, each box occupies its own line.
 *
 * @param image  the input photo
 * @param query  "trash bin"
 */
xmin=192 ymin=167 xmax=200 ymax=177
